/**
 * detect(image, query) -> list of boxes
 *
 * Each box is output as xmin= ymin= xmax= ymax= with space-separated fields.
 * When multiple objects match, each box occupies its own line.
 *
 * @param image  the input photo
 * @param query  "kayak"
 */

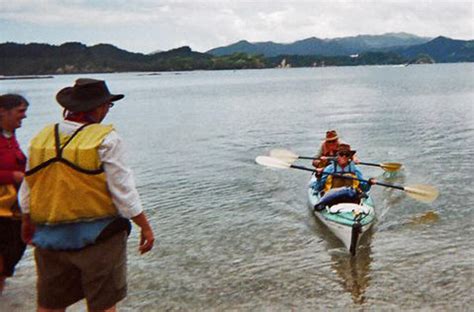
xmin=307 ymin=175 xmax=376 ymax=255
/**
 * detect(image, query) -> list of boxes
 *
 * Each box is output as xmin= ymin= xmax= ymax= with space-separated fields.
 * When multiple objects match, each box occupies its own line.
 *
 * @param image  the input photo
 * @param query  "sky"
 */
xmin=1 ymin=0 xmax=472 ymax=54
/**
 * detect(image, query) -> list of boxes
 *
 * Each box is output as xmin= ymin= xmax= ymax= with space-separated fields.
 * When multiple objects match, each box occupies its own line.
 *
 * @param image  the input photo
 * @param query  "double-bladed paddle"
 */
xmin=255 ymin=156 xmax=439 ymax=203
xmin=269 ymin=148 xmax=402 ymax=172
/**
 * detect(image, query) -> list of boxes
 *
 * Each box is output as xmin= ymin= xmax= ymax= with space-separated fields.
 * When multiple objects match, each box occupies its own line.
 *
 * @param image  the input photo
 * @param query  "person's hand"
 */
xmin=316 ymin=167 xmax=324 ymax=175
xmin=131 ymin=212 xmax=155 ymax=254
xmin=368 ymin=178 xmax=377 ymax=185
xmin=139 ymin=227 xmax=155 ymax=254
xmin=12 ymin=171 xmax=24 ymax=184
xmin=312 ymin=159 xmax=321 ymax=168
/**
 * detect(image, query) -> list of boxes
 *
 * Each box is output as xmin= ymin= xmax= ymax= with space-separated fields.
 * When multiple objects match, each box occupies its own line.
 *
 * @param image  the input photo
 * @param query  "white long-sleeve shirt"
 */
xmin=19 ymin=120 xmax=143 ymax=219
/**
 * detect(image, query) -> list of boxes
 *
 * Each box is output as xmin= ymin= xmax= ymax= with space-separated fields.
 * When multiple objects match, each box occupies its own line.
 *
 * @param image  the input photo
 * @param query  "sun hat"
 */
xmin=56 ymin=78 xmax=124 ymax=112
xmin=325 ymin=130 xmax=339 ymax=142
xmin=337 ymin=143 xmax=356 ymax=156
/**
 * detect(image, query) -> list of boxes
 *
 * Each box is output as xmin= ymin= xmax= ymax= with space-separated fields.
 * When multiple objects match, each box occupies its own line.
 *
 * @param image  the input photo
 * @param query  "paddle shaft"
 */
xmin=298 ymin=156 xmax=385 ymax=169
xmin=260 ymin=155 xmax=435 ymax=201
xmin=290 ymin=164 xmax=316 ymax=172
xmin=298 ymin=156 xmax=317 ymax=160
xmin=290 ymin=164 xmax=405 ymax=191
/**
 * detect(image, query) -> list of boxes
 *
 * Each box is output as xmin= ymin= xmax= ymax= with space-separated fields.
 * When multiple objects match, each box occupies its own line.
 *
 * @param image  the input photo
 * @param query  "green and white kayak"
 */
xmin=307 ymin=175 xmax=376 ymax=255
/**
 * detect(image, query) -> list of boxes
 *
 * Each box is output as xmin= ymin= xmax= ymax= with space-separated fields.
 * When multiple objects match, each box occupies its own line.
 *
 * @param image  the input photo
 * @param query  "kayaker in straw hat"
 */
xmin=312 ymin=130 xmax=340 ymax=169
xmin=312 ymin=143 xmax=376 ymax=210
xmin=19 ymin=78 xmax=155 ymax=311
xmin=312 ymin=130 xmax=359 ymax=171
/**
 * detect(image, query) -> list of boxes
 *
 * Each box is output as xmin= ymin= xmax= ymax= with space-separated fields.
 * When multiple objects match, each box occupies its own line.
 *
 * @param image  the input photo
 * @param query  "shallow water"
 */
xmin=1 ymin=63 xmax=473 ymax=310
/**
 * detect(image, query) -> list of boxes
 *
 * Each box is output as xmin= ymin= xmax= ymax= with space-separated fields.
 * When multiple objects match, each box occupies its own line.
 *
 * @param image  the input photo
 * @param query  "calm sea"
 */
xmin=1 ymin=64 xmax=473 ymax=311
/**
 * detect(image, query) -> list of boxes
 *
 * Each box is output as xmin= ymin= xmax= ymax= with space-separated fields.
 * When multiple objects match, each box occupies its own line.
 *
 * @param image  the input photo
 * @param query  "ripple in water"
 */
xmin=0 ymin=64 xmax=473 ymax=310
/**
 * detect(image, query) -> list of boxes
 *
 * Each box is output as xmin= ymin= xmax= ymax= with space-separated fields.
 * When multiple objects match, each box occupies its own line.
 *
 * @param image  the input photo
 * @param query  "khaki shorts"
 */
xmin=35 ymin=231 xmax=128 ymax=310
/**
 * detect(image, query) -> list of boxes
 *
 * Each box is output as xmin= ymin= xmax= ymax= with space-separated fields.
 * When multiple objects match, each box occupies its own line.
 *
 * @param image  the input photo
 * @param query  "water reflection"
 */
xmin=408 ymin=210 xmax=439 ymax=225
xmin=308 ymin=207 xmax=373 ymax=304
xmin=330 ymin=230 xmax=373 ymax=304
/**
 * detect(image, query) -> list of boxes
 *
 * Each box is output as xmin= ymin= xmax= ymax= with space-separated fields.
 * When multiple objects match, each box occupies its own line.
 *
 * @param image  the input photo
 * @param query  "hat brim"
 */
xmin=56 ymin=87 xmax=124 ymax=112
xmin=337 ymin=150 xmax=356 ymax=156
xmin=326 ymin=136 xmax=339 ymax=142
xmin=110 ymin=94 xmax=124 ymax=102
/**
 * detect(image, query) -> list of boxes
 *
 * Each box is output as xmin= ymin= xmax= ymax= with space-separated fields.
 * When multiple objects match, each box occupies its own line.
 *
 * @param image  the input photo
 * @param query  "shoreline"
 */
xmin=0 ymin=62 xmax=453 ymax=79
xmin=0 ymin=75 xmax=54 ymax=81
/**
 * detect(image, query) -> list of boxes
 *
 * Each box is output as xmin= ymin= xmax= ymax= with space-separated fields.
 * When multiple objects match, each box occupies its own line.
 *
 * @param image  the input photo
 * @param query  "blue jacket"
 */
xmin=312 ymin=161 xmax=371 ymax=193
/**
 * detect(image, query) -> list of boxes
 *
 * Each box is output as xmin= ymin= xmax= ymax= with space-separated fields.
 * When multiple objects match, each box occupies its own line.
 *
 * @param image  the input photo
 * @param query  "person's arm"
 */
xmin=314 ymin=165 xmax=332 ymax=192
xmin=0 ymin=170 xmax=23 ymax=185
xmin=0 ymin=136 xmax=26 ymax=185
xmin=99 ymin=131 xmax=155 ymax=254
xmin=0 ymin=171 xmax=14 ymax=184
xmin=354 ymin=164 xmax=374 ymax=192
xmin=21 ymin=213 xmax=35 ymax=245
xmin=312 ymin=143 xmax=324 ymax=167
xmin=18 ymin=181 xmax=35 ymax=244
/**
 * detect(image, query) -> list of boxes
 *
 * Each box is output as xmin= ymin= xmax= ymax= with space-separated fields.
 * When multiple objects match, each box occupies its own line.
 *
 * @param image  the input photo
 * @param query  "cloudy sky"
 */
xmin=1 ymin=0 xmax=472 ymax=54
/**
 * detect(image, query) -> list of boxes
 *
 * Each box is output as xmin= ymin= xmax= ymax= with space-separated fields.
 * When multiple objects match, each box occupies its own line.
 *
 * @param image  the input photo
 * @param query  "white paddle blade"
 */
xmin=269 ymin=149 xmax=299 ymax=163
xmin=255 ymin=156 xmax=292 ymax=169
xmin=404 ymin=184 xmax=439 ymax=203
xmin=380 ymin=162 xmax=403 ymax=172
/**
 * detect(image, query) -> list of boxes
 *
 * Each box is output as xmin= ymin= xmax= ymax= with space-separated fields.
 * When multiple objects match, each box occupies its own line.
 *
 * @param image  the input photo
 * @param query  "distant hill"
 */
xmin=206 ymin=33 xmax=432 ymax=57
xmin=1 ymin=35 xmax=473 ymax=76
xmin=396 ymin=36 xmax=474 ymax=62
xmin=0 ymin=42 xmax=213 ymax=75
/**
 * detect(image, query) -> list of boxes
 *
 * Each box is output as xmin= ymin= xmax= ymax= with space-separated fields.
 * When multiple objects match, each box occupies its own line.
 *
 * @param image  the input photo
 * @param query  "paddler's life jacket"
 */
xmin=323 ymin=163 xmax=360 ymax=194
xmin=25 ymin=123 xmax=118 ymax=225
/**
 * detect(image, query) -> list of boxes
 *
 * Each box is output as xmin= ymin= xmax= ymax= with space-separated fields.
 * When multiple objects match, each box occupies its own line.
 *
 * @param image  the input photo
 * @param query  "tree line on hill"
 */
xmin=0 ymin=35 xmax=472 ymax=76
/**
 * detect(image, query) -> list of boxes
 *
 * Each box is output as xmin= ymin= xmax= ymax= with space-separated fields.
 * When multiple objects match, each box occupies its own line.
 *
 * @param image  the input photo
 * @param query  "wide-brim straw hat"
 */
xmin=337 ymin=143 xmax=356 ymax=156
xmin=325 ymin=130 xmax=339 ymax=142
xmin=56 ymin=78 xmax=124 ymax=112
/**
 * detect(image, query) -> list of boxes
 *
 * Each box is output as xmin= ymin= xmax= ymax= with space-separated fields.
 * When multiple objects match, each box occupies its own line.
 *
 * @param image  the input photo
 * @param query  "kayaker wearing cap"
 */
xmin=19 ymin=78 xmax=155 ymax=311
xmin=313 ymin=143 xmax=376 ymax=200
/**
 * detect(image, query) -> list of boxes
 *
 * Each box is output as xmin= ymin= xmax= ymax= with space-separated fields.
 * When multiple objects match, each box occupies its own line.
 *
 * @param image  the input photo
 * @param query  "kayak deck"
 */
xmin=314 ymin=195 xmax=375 ymax=227
xmin=307 ymin=176 xmax=376 ymax=254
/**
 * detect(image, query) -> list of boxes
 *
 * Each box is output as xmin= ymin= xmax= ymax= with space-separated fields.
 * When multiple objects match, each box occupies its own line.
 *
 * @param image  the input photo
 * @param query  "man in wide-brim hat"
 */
xmin=312 ymin=142 xmax=376 ymax=206
xmin=336 ymin=143 xmax=357 ymax=158
xmin=20 ymin=78 xmax=155 ymax=311
xmin=56 ymin=78 xmax=124 ymax=113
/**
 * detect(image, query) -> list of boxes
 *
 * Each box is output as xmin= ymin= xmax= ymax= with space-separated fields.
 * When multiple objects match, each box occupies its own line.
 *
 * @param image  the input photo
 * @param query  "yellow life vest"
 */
xmin=0 ymin=184 xmax=18 ymax=218
xmin=323 ymin=167 xmax=360 ymax=194
xmin=25 ymin=123 xmax=117 ymax=225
